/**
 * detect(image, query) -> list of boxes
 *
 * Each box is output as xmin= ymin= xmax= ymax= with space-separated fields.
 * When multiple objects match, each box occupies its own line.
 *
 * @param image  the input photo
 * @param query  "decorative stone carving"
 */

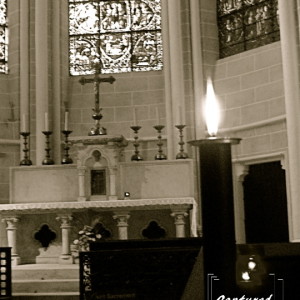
xmin=2 ymin=216 xmax=20 ymax=265
xmin=113 ymin=212 xmax=130 ymax=240
xmin=56 ymin=214 xmax=73 ymax=264
xmin=171 ymin=211 xmax=188 ymax=238
xmin=71 ymin=135 xmax=128 ymax=201
xmin=142 ymin=220 xmax=166 ymax=239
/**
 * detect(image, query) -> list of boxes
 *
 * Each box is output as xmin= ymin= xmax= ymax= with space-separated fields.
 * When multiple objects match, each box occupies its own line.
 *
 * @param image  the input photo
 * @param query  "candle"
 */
xmin=133 ymin=108 xmax=137 ymax=126
xmin=44 ymin=112 xmax=49 ymax=131
xmin=179 ymin=106 xmax=183 ymax=125
xmin=190 ymin=138 xmax=240 ymax=297
xmin=21 ymin=114 xmax=28 ymax=132
xmin=64 ymin=111 xmax=69 ymax=131
xmin=155 ymin=107 xmax=160 ymax=125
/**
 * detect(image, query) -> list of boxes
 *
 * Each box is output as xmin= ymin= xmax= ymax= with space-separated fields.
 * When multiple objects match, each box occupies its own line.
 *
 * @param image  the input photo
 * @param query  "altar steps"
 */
xmin=11 ymin=264 xmax=80 ymax=299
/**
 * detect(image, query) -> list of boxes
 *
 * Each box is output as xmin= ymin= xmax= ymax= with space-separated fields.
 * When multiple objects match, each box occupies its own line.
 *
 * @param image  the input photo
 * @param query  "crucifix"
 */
xmin=79 ymin=73 xmax=115 ymax=136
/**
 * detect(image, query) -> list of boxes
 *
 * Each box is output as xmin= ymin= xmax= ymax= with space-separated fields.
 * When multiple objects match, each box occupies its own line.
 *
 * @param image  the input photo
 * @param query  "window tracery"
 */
xmin=69 ymin=0 xmax=163 ymax=75
xmin=0 ymin=0 xmax=7 ymax=74
xmin=218 ymin=0 xmax=280 ymax=58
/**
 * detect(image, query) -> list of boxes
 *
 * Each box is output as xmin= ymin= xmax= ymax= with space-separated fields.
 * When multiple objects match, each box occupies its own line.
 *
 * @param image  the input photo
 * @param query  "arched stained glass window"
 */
xmin=218 ymin=0 xmax=280 ymax=58
xmin=69 ymin=0 xmax=163 ymax=76
xmin=0 ymin=0 xmax=8 ymax=74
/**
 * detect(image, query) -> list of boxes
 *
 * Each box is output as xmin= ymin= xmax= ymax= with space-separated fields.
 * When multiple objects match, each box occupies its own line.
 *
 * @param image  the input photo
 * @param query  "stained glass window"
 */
xmin=0 ymin=0 xmax=8 ymax=74
xmin=69 ymin=0 xmax=163 ymax=75
xmin=218 ymin=0 xmax=280 ymax=58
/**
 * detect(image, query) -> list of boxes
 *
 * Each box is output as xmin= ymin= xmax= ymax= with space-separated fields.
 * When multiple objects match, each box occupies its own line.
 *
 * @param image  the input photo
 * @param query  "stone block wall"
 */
xmin=214 ymin=42 xmax=286 ymax=158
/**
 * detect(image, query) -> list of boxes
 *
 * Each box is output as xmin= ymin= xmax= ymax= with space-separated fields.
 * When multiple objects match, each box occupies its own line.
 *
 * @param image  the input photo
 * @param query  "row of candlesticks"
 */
xmin=19 ymin=124 xmax=188 ymax=166
xmin=20 ymin=130 xmax=73 ymax=166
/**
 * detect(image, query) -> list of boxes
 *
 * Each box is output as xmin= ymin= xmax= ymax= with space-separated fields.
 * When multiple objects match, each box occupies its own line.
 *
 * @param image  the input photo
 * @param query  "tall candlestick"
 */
xmin=189 ymin=137 xmax=240 ymax=298
xmin=64 ymin=111 xmax=69 ymax=131
xmin=44 ymin=112 xmax=49 ymax=132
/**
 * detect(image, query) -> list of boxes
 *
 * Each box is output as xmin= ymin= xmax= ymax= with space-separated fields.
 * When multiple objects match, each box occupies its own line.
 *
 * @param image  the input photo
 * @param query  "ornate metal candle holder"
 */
xmin=175 ymin=125 xmax=188 ymax=159
xmin=130 ymin=126 xmax=143 ymax=161
xmin=20 ymin=132 xmax=32 ymax=166
xmin=42 ymin=131 xmax=54 ymax=165
xmin=153 ymin=125 xmax=167 ymax=160
xmin=61 ymin=130 xmax=73 ymax=164
xmin=89 ymin=109 xmax=107 ymax=136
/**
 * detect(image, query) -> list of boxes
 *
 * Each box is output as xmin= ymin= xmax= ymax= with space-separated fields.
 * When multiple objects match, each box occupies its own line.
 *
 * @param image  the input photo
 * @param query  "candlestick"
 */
xmin=89 ymin=109 xmax=107 ymax=136
xmin=189 ymin=137 xmax=241 ymax=297
xmin=175 ymin=125 xmax=188 ymax=159
xmin=153 ymin=125 xmax=167 ymax=160
xmin=130 ymin=126 xmax=143 ymax=161
xmin=20 ymin=132 xmax=32 ymax=166
xmin=61 ymin=130 xmax=73 ymax=164
xmin=42 ymin=131 xmax=54 ymax=165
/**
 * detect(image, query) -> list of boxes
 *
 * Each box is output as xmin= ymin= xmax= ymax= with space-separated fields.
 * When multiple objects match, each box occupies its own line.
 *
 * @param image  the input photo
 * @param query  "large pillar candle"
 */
xmin=190 ymin=137 xmax=240 ymax=298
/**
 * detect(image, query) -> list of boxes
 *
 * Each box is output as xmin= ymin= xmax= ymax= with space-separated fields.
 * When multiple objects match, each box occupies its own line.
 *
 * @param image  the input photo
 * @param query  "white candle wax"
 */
xmin=133 ymin=108 xmax=137 ymax=126
xmin=179 ymin=106 xmax=183 ymax=125
xmin=44 ymin=112 xmax=49 ymax=131
xmin=21 ymin=114 xmax=28 ymax=132
xmin=64 ymin=111 xmax=69 ymax=131
xmin=155 ymin=107 xmax=160 ymax=125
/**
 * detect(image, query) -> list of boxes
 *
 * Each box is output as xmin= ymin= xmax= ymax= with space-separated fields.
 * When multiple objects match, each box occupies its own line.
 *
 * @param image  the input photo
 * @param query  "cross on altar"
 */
xmin=79 ymin=73 xmax=115 ymax=136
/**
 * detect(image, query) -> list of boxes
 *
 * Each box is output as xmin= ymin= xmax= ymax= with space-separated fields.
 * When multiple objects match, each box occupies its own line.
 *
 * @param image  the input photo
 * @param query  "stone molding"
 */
xmin=0 ymin=197 xmax=195 ymax=214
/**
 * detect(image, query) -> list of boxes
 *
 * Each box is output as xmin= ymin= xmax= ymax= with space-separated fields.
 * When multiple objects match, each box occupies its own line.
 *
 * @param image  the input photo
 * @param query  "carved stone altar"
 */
xmin=1 ymin=135 xmax=197 ymax=265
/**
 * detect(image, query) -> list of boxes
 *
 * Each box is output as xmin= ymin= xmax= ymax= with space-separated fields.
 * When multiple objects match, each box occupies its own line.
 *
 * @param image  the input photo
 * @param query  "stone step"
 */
xmin=12 ymin=264 xmax=79 ymax=280
xmin=12 ymin=279 xmax=79 ymax=293
xmin=13 ymin=294 xmax=79 ymax=300
xmin=11 ymin=264 xmax=80 ymax=298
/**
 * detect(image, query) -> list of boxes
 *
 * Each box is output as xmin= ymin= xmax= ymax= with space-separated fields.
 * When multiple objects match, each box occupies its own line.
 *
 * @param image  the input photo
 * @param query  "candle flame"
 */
xmin=204 ymin=78 xmax=220 ymax=137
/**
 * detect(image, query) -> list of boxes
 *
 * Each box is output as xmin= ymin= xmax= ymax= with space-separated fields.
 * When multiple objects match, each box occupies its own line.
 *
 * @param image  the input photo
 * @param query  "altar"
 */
xmin=1 ymin=135 xmax=197 ymax=266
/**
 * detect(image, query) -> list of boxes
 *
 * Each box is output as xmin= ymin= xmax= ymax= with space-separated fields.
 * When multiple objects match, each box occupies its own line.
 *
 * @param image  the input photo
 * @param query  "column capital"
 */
xmin=170 ymin=211 xmax=188 ymax=225
xmin=113 ymin=212 xmax=130 ymax=227
xmin=2 ymin=216 xmax=20 ymax=229
xmin=56 ymin=214 xmax=73 ymax=228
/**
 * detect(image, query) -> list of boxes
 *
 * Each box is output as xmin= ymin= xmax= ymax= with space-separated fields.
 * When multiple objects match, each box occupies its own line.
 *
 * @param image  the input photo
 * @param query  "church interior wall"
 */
xmin=0 ymin=0 xmax=297 ymax=255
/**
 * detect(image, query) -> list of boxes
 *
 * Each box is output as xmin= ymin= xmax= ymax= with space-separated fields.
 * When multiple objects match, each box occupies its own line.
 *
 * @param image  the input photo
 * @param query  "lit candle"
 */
xmin=64 ymin=111 xmax=69 ymax=131
xmin=133 ymin=108 xmax=137 ymax=126
xmin=44 ymin=112 xmax=49 ymax=132
xmin=188 ymin=77 xmax=241 ymax=297
xmin=155 ymin=107 xmax=160 ymax=125
xmin=204 ymin=78 xmax=220 ymax=137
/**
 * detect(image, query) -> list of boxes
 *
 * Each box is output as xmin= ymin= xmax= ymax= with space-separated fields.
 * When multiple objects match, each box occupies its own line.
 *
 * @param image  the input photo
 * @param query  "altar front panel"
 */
xmin=10 ymin=165 xmax=78 ymax=204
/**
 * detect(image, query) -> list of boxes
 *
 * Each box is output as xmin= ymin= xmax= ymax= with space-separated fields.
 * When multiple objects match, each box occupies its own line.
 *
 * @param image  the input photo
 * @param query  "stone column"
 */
xmin=20 ymin=0 xmax=30 ymax=153
xmin=108 ymin=167 xmax=118 ymax=200
xmin=56 ymin=214 xmax=73 ymax=264
xmin=189 ymin=0 xmax=206 ymax=140
xmin=2 ymin=216 xmax=20 ymax=266
xmin=162 ymin=0 xmax=185 ymax=159
xmin=113 ymin=212 xmax=130 ymax=240
xmin=232 ymin=163 xmax=249 ymax=244
xmin=171 ymin=211 xmax=188 ymax=238
xmin=278 ymin=0 xmax=300 ymax=241
xmin=35 ymin=0 xmax=49 ymax=165
xmin=52 ymin=0 xmax=62 ymax=163
xmin=78 ymin=166 xmax=87 ymax=201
